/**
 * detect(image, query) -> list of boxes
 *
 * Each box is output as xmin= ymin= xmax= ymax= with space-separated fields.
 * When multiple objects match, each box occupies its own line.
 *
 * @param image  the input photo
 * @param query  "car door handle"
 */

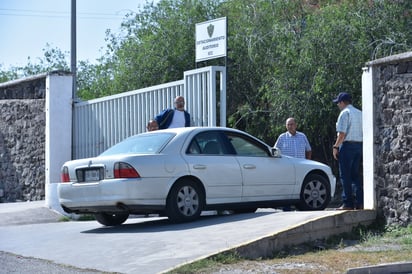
xmin=193 ymin=164 xmax=207 ymax=169
xmin=243 ymin=164 xmax=256 ymax=169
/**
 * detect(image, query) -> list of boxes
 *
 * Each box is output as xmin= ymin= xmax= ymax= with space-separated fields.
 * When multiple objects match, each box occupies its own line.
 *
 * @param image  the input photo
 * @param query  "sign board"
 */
xmin=195 ymin=17 xmax=227 ymax=62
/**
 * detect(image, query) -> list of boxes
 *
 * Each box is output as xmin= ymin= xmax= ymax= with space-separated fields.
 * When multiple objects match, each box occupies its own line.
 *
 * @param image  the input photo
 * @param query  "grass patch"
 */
xmin=167 ymin=221 xmax=412 ymax=273
xmin=58 ymin=216 xmax=70 ymax=222
xmin=58 ymin=214 xmax=96 ymax=222
xmin=167 ymin=251 xmax=242 ymax=274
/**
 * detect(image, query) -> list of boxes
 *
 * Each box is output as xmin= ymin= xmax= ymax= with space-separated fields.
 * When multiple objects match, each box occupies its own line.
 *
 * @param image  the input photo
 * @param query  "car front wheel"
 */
xmin=94 ymin=212 xmax=129 ymax=226
xmin=297 ymin=174 xmax=331 ymax=211
xmin=166 ymin=180 xmax=204 ymax=223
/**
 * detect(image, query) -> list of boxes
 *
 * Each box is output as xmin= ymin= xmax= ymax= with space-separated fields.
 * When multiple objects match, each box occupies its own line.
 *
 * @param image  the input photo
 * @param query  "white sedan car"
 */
xmin=58 ymin=127 xmax=336 ymax=226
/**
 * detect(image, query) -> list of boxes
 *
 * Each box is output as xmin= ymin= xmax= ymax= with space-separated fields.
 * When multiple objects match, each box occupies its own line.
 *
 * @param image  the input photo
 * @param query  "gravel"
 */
xmin=0 ymin=251 xmax=113 ymax=274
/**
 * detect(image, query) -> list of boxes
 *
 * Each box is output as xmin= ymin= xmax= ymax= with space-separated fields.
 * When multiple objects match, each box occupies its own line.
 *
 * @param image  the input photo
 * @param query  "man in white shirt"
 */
xmin=155 ymin=96 xmax=191 ymax=129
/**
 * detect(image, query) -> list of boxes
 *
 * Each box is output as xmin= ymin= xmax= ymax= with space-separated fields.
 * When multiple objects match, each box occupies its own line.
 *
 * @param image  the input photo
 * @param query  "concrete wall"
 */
xmin=362 ymin=51 xmax=412 ymax=226
xmin=0 ymin=99 xmax=45 ymax=202
xmin=0 ymin=74 xmax=46 ymax=202
xmin=0 ymin=72 xmax=72 ymax=212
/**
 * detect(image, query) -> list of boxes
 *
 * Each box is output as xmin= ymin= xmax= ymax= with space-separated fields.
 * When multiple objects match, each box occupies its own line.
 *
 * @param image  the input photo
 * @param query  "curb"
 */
xmin=346 ymin=261 xmax=412 ymax=274
xmin=234 ymin=210 xmax=377 ymax=259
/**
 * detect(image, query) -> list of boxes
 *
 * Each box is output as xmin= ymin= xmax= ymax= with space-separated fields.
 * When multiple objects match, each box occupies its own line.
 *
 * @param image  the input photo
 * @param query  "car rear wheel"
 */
xmin=166 ymin=179 xmax=204 ymax=223
xmin=94 ymin=212 xmax=129 ymax=226
xmin=297 ymin=174 xmax=330 ymax=211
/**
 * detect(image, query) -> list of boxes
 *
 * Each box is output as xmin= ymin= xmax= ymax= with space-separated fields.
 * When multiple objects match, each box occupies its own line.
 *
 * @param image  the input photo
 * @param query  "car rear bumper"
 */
xmin=58 ymin=178 xmax=169 ymax=214
xmin=60 ymin=203 xmax=165 ymax=215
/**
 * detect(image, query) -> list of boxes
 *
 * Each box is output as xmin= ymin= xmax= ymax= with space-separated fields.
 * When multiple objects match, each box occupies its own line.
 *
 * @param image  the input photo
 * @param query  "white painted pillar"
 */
xmin=45 ymin=73 xmax=73 ymax=213
xmin=361 ymin=66 xmax=376 ymax=210
xmin=218 ymin=66 xmax=226 ymax=127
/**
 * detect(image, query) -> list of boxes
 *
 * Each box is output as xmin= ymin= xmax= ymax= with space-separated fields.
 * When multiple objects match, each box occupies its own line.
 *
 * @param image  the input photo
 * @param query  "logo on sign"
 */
xmin=207 ymin=24 xmax=214 ymax=38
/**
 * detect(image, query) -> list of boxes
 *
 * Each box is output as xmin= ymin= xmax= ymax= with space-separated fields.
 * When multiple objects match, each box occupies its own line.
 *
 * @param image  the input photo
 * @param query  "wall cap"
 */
xmin=0 ymin=70 xmax=71 ymax=89
xmin=366 ymin=51 xmax=412 ymax=67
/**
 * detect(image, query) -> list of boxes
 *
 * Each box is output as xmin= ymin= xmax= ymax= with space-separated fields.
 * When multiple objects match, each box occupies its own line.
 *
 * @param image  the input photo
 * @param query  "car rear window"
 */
xmin=99 ymin=133 xmax=175 ymax=156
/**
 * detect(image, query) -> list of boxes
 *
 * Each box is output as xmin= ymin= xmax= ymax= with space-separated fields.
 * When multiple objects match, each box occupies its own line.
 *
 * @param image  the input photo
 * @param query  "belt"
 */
xmin=343 ymin=141 xmax=362 ymax=144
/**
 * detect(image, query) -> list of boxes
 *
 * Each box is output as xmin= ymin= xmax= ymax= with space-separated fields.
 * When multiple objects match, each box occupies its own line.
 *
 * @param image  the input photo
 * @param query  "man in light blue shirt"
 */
xmin=274 ymin=117 xmax=312 ymax=211
xmin=274 ymin=117 xmax=312 ymax=159
xmin=332 ymin=92 xmax=363 ymax=210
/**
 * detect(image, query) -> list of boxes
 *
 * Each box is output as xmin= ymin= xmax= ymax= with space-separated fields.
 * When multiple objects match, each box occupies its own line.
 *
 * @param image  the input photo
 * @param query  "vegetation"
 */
xmin=57 ymin=214 xmax=96 ymax=222
xmin=1 ymin=0 xmax=411 ymax=167
xmin=167 ymin=223 xmax=412 ymax=273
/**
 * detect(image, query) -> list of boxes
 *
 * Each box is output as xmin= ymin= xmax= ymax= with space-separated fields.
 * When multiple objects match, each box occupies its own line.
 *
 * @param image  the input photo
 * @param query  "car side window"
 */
xmin=186 ymin=131 xmax=233 ymax=155
xmin=226 ymin=133 xmax=270 ymax=157
xmin=187 ymin=139 xmax=201 ymax=154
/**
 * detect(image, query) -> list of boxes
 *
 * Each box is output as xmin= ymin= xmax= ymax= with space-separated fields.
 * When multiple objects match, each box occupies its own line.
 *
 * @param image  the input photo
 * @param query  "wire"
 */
xmin=0 ymin=8 xmax=134 ymax=20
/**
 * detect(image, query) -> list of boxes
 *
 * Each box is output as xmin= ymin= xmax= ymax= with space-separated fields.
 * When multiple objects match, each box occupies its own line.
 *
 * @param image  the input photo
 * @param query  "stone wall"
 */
xmin=374 ymin=59 xmax=412 ymax=226
xmin=0 ymin=74 xmax=46 ymax=202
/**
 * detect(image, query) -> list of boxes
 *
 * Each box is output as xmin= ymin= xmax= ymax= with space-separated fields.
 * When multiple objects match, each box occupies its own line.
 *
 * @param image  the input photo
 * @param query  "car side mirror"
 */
xmin=271 ymin=147 xmax=281 ymax=158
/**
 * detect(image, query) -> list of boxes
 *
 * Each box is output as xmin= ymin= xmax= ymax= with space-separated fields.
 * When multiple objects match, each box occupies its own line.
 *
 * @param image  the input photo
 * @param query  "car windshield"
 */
xmin=99 ymin=133 xmax=175 ymax=156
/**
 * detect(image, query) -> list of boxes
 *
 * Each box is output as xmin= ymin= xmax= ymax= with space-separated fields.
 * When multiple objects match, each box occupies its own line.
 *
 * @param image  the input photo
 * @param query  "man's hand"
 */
xmin=333 ymin=132 xmax=345 ymax=160
xmin=333 ymin=147 xmax=339 ymax=160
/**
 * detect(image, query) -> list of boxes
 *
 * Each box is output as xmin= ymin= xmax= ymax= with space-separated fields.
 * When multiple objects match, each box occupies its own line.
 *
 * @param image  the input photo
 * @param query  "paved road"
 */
xmin=0 ymin=201 xmax=379 ymax=273
xmin=0 ymin=208 xmax=343 ymax=274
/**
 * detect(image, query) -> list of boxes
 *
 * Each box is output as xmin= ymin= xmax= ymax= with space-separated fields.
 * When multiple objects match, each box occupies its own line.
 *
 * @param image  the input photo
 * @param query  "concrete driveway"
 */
xmin=0 ymin=202 xmax=376 ymax=274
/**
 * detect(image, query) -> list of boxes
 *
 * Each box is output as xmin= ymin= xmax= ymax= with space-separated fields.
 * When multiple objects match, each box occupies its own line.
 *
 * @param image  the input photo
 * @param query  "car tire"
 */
xmin=166 ymin=179 xmax=204 ymax=223
xmin=296 ymin=174 xmax=331 ymax=211
xmin=94 ymin=212 xmax=129 ymax=226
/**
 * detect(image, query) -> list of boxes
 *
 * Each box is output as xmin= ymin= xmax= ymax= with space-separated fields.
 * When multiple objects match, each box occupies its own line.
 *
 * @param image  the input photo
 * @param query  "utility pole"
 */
xmin=71 ymin=0 xmax=76 ymax=160
xmin=71 ymin=0 xmax=77 ymax=100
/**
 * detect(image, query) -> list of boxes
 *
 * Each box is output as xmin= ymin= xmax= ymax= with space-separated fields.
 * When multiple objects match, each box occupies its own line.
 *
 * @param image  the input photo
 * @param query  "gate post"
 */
xmin=361 ymin=66 xmax=376 ymax=210
xmin=45 ymin=73 xmax=73 ymax=212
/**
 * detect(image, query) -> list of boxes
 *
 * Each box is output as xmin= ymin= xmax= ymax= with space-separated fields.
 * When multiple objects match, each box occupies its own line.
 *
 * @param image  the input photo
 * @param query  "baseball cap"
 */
xmin=332 ymin=92 xmax=352 ymax=103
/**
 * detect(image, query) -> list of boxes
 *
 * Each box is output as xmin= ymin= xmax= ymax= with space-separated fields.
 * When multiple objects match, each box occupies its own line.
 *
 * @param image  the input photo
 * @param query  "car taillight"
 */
xmin=61 ymin=166 xmax=70 ymax=182
xmin=114 ymin=162 xmax=140 ymax=178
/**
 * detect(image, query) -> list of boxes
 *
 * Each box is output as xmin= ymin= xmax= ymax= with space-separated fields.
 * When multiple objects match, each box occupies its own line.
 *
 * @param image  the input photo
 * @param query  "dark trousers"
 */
xmin=338 ymin=142 xmax=363 ymax=208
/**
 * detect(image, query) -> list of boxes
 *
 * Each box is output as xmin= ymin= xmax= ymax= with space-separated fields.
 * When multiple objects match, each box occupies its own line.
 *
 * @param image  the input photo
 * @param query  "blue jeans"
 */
xmin=338 ymin=142 xmax=363 ymax=208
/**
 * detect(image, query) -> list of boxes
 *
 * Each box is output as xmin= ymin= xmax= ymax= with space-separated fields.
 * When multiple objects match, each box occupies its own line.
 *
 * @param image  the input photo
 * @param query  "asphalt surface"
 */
xmin=0 ymin=201 xmax=385 ymax=274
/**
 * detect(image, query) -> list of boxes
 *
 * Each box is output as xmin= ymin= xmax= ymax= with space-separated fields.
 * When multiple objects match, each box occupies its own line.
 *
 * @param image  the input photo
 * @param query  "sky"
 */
xmin=0 ymin=0 xmax=155 ymax=69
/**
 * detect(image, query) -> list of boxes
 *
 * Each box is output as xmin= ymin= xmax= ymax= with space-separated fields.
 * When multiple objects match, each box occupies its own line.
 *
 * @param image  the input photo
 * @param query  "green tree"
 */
xmin=78 ymin=0 xmax=223 ymax=99
xmin=0 ymin=66 xmax=19 ymax=83
xmin=0 ymin=44 xmax=69 ymax=81
xmin=224 ymin=0 xmax=411 ymax=165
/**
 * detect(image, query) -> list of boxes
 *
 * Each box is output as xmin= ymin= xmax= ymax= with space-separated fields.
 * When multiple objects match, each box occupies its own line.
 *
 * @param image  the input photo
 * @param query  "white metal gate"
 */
xmin=73 ymin=66 xmax=226 ymax=159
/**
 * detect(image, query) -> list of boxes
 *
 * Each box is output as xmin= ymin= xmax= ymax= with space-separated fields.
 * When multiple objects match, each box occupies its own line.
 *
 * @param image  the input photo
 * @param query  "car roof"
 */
xmin=141 ymin=126 xmax=245 ymax=136
xmin=139 ymin=126 xmax=270 ymax=152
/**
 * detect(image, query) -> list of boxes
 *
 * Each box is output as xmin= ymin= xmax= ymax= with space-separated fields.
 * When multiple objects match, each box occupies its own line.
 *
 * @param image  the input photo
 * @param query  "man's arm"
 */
xmin=333 ymin=132 xmax=346 ymax=160
xmin=274 ymin=133 xmax=284 ymax=148
xmin=156 ymin=109 xmax=173 ymax=129
xmin=303 ymin=134 xmax=312 ymax=159
xmin=184 ymin=111 xmax=191 ymax=127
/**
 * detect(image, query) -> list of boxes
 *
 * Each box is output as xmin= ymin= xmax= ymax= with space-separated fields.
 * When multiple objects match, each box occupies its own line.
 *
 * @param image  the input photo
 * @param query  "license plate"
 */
xmin=84 ymin=169 xmax=100 ymax=182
